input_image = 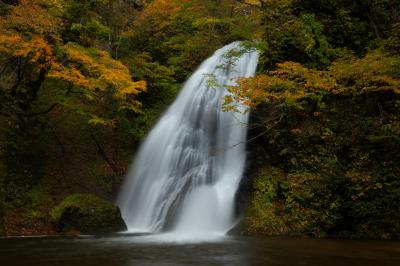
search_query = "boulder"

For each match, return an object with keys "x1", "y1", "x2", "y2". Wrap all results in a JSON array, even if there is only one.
[{"x1": 51, "y1": 194, "x2": 127, "y2": 234}]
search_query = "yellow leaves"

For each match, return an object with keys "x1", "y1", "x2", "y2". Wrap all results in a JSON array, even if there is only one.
[
  {"x1": 0, "y1": 1, "x2": 146, "y2": 128},
  {"x1": 53, "y1": 43, "x2": 146, "y2": 97},
  {"x1": 226, "y1": 69, "x2": 306, "y2": 112},
  {"x1": 0, "y1": 33, "x2": 55, "y2": 69},
  {"x1": 117, "y1": 81, "x2": 147, "y2": 96},
  {"x1": 88, "y1": 115, "x2": 116, "y2": 128},
  {"x1": 48, "y1": 42, "x2": 146, "y2": 118},
  {"x1": 329, "y1": 50, "x2": 400, "y2": 93},
  {"x1": 98, "y1": 68, "x2": 145, "y2": 96},
  {"x1": 272, "y1": 61, "x2": 338, "y2": 93},
  {"x1": 0, "y1": 34, "x2": 22, "y2": 54},
  {"x1": 65, "y1": 46, "x2": 96, "y2": 69},
  {"x1": 16, "y1": 37, "x2": 54, "y2": 68},
  {"x1": 135, "y1": 0, "x2": 184, "y2": 31},
  {"x1": 0, "y1": 36, "x2": 146, "y2": 125},
  {"x1": 2, "y1": 0, "x2": 62, "y2": 40},
  {"x1": 0, "y1": 1, "x2": 65, "y2": 91},
  {"x1": 49, "y1": 45, "x2": 147, "y2": 124},
  {"x1": 226, "y1": 50, "x2": 400, "y2": 113},
  {"x1": 117, "y1": 102, "x2": 142, "y2": 113},
  {"x1": 48, "y1": 64, "x2": 92, "y2": 89},
  {"x1": 0, "y1": 0, "x2": 64, "y2": 70}
]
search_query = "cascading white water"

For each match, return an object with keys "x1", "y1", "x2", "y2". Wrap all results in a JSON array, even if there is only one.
[{"x1": 117, "y1": 42, "x2": 259, "y2": 238}]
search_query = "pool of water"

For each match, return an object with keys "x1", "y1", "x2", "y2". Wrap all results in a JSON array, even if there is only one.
[{"x1": 0, "y1": 235, "x2": 399, "y2": 266}]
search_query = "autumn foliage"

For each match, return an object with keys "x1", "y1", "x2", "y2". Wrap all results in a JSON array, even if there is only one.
[
  {"x1": 0, "y1": 0, "x2": 399, "y2": 239},
  {"x1": 0, "y1": 0, "x2": 146, "y2": 127},
  {"x1": 226, "y1": 51, "x2": 400, "y2": 113}
]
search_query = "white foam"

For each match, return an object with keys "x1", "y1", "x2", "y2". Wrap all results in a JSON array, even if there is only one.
[{"x1": 117, "y1": 42, "x2": 259, "y2": 238}]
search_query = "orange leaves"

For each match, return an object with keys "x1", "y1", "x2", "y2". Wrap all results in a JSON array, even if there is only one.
[
  {"x1": 65, "y1": 46, "x2": 96, "y2": 68},
  {"x1": 226, "y1": 68, "x2": 303, "y2": 112},
  {"x1": 46, "y1": 42, "x2": 147, "y2": 126},
  {"x1": 290, "y1": 128, "x2": 303, "y2": 136},
  {"x1": 135, "y1": 0, "x2": 184, "y2": 31},
  {"x1": 0, "y1": 33, "x2": 55, "y2": 69},
  {"x1": 48, "y1": 43, "x2": 146, "y2": 115},
  {"x1": 2, "y1": 0, "x2": 62, "y2": 40},
  {"x1": 17, "y1": 37, "x2": 55, "y2": 68},
  {"x1": 271, "y1": 61, "x2": 338, "y2": 93},
  {"x1": 225, "y1": 50, "x2": 400, "y2": 113},
  {"x1": 228, "y1": 75, "x2": 271, "y2": 108},
  {"x1": 0, "y1": 0, "x2": 146, "y2": 128},
  {"x1": 48, "y1": 64, "x2": 92, "y2": 89},
  {"x1": 226, "y1": 61, "x2": 340, "y2": 111},
  {"x1": 0, "y1": 34, "x2": 22, "y2": 54},
  {"x1": 53, "y1": 43, "x2": 147, "y2": 97},
  {"x1": 116, "y1": 80, "x2": 147, "y2": 96},
  {"x1": 141, "y1": 0, "x2": 185, "y2": 18},
  {"x1": 0, "y1": 1, "x2": 61, "y2": 76}
]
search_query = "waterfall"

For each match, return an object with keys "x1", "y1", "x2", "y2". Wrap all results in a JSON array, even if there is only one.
[{"x1": 117, "y1": 42, "x2": 259, "y2": 237}]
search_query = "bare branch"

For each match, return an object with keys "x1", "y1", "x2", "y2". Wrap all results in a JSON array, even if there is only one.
[{"x1": 212, "y1": 113, "x2": 284, "y2": 155}]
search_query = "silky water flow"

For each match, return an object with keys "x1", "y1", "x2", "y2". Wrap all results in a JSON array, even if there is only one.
[{"x1": 117, "y1": 42, "x2": 259, "y2": 239}]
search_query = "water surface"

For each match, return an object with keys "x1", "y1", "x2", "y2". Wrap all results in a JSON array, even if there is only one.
[{"x1": 1, "y1": 235, "x2": 399, "y2": 266}]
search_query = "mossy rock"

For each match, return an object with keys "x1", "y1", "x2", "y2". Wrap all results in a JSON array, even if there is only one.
[{"x1": 51, "y1": 194, "x2": 127, "y2": 234}]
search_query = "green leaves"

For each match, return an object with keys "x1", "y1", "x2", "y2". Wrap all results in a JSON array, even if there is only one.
[
  {"x1": 299, "y1": 14, "x2": 332, "y2": 67},
  {"x1": 70, "y1": 20, "x2": 110, "y2": 42}
]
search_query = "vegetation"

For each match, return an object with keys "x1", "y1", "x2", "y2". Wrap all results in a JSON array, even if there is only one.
[
  {"x1": 0, "y1": 0, "x2": 399, "y2": 238},
  {"x1": 227, "y1": 0, "x2": 400, "y2": 239},
  {"x1": 51, "y1": 193, "x2": 126, "y2": 234},
  {"x1": 0, "y1": 0, "x2": 262, "y2": 236}
]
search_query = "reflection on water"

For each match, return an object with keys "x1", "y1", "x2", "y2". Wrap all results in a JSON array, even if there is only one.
[{"x1": 0, "y1": 235, "x2": 399, "y2": 266}]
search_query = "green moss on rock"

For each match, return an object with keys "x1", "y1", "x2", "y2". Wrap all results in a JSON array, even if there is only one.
[{"x1": 51, "y1": 194, "x2": 127, "y2": 234}]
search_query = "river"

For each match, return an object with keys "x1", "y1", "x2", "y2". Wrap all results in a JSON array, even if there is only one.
[{"x1": 1, "y1": 235, "x2": 399, "y2": 266}]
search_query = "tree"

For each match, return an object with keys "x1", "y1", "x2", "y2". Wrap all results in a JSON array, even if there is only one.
[{"x1": 0, "y1": 0, "x2": 146, "y2": 128}]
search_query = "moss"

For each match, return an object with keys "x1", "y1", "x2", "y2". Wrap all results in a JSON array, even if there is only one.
[
  {"x1": 1, "y1": 185, "x2": 56, "y2": 236},
  {"x1": 51, "y1": 193, "x2": 126, "y2": 234},
  {"x1": 246, "y1": 167, "x2": 288, "y2": 235}
]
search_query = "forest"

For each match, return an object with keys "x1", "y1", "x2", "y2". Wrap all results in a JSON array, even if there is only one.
[{"x1": 0, "y1": 0, "x2": 399, "y2": 240}]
